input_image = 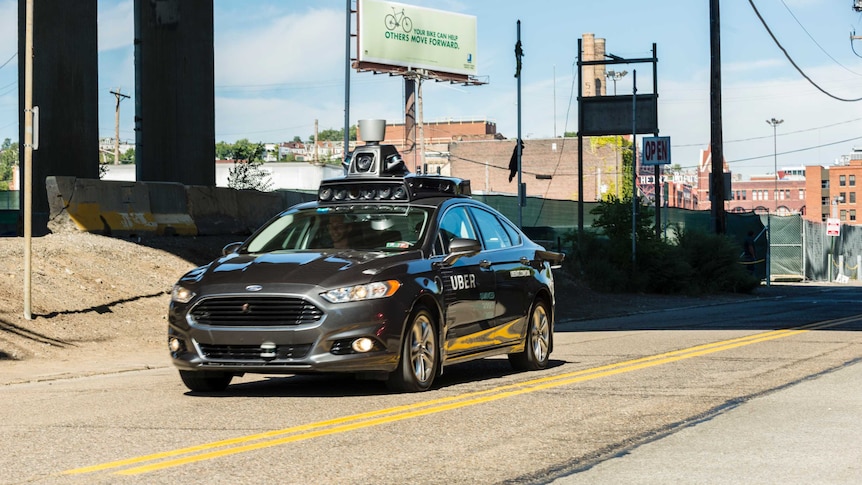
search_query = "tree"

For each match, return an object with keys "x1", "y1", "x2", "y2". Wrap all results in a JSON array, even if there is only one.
[
  {"x1": 0, "y1": 138, "x2": 19, "y2": 190},
  {"x1": 122, "y1": 147, "x2": 135, "y2": 164},
  {"x1": 307, "y1": 126, "x2": 357, "y2": 143},
  {"x1": 215, "y1": 141, "x2": 233, "y2": 160},
  {"x1": 226, "y1": 139, "x2": 273, "y2": 191}
]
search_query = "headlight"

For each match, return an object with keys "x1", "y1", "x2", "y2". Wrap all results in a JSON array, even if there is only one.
[
  {"x1": 321, "y1": 280, "x2": 401, "y2": 303},
  {"x1": 171, "y1": 285, "x2": 196, "y2": 304}
]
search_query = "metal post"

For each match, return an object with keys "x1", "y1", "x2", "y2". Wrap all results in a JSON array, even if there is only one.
[
  {"x1": 766, "y1": 118, "x2": 783, "y2": 212},
  {"x1": 631, "y1": 70, "x2": 637, "y2": 265},
  {"x1": 343, "y1": 0, "x2": 351, "y2": 163},
  {"x1": 23, "y1": 0, "x2": 35, "y2": 320},
  {"x1": 766, "y1": 216, "x2": 771, "y2": 287},
  {"x1": 516, "y1": 20, "x2": 523, "y2": 228}
]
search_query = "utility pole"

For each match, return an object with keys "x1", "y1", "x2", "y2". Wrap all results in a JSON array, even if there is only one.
[
  {"x1": 110, "y1": 88, "x2": 130, "y2": 165},
  {"x1": 709, "y1": 0, "x2": 726, "y2": 234}
]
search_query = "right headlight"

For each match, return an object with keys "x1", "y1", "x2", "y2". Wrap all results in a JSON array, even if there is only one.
[{"x1": 321, "y1": 280, "x2": 401, "y2": 304}]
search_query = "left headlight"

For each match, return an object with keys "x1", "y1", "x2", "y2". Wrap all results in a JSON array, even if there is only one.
[
  {"x1": 321, "y1": 280, "x2": 401, "y2": 304},
  {"x1": 171, "y1": 284, "x2": 196, "y2": 304}
]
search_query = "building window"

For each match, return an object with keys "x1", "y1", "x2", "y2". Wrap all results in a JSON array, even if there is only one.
[
  {"x1": 840, "y1": 192, "x2": 847, "y2": 203},
  {"x1": 851, "y1": 210, "x2": 857, "y2": 222},
  {"x1": 822, "y1": 179, "x2": 829, "y2": 189},
  {"x1": 821, "y1": 196, "x2": 829, "y2": 206},
  {"x1": 799, "y1": 189, "x2": 805, "y2": 200},
  {"x1": 840, "y1": 175, "x2": 846, "y2": 186},
  {"x1": 851, "y1": 175, "x2": 856, "y2": 187},
  {"x1": 851, "y1": 192, "x2": 857, "y2": 204},
  {"x1": 821, "y1": 214, "x2": 828, "y2": 222},
  {"x1": 742, "y1": 190, "x2": 746, "y2": 200},
  {"x1": 840, "y1": 210, "x2": 847, "y2": 221}
]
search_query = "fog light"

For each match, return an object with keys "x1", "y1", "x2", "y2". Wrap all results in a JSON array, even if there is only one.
[
  {"x1": 168, "y1": 337, "x2": 183, "y2": 352},
  {"x1": 351, "y1": 337, "x2": 375, "y2": 353}
]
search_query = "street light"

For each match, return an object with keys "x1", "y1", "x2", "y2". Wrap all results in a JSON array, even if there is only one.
[
  {"x1": 766, "y1": 118, "x2": 783, "y2": 212},
  {"x1": 606, "y1": 70, "x2": 628, "y2": 197}
]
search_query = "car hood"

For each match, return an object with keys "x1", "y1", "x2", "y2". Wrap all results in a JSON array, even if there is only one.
[{"x1": 184, "y1": 250, "x2": 418, "y2": 290}]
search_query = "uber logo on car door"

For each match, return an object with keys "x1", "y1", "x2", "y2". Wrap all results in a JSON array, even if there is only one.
[{"x1": 449, "y1": 273, "x2": 477, "y2": 290}]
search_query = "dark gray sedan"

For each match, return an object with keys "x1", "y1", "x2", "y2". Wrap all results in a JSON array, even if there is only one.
[{"x1": 168, "y1": 162, "x2": 563, "y2": 393}]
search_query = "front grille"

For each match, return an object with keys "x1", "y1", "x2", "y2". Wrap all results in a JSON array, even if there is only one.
[
  {"x1": 199, "y1": 343, "x2": 312, "y2": 361},
  {"x1": 190, "y1": 296, "x2": 323, "y2": 326}
]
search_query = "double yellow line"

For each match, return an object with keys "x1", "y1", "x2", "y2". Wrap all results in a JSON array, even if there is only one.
[{"x1": 65, "y1": 317, "x2": 859, "y2": 477}]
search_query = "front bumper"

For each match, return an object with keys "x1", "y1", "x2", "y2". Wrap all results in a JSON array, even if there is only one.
[{"x1": 168, "y1": 296, "x2": 409, "y2": 375}]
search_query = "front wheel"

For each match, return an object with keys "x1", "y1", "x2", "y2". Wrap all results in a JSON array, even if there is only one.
[
  {"x1": 509, "y1": 299, "x2": 551, "y2": 371},
  {"x1": 179, "y1": 370, "x2": 233, "y2": 392},
  {"x1": 387, "y1": 306, "x2": 437, "y2": 392}
]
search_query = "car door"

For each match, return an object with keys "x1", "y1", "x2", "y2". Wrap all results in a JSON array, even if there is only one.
[
  {"x1": 433, "y1": 205, "x2": 496, "y2": 358},
  {"x1": 467, "y1": 206, "x2": 530, "y2": 344}
]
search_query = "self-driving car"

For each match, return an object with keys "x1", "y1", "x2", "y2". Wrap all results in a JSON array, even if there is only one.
[{"x1": 168, "y1": 140, "x2": 564, "y2": 393}]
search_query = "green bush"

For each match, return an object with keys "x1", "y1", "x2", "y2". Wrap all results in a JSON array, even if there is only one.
[{"x1": 563, "y1": 199, "x2": 759, "y2": 296}]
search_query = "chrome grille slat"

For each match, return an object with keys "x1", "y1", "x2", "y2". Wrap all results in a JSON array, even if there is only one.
[
  {"x1": 190, "y1": 296, "x2": 323, "y2": 326},
  {"x1": 199, "y1": 344, "x2": 312, "y2": 360}
]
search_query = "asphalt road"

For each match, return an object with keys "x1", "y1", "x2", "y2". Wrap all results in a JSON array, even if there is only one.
[{"x1": 1, "y1": 284, "x2": 860, "y2": 484}]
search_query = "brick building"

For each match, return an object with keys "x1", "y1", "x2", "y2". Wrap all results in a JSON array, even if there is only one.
[
  {"x1": 692, "y1": 147, "x2": 806, "y2": 215},
  {"x1": 447, "y1": 138, "x2": 616, "y2": 200},
  {"x1": 805, "y1": 156, "x2": 862, "y2": 224}
]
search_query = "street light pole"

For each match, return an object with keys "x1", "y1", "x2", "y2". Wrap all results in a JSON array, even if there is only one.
[
  {"x1": 766, "y1": 118, "x2": 783, "y2": 212},
  {"x1": 606, "y1": 69, "x2": 627, "y2": 198}
]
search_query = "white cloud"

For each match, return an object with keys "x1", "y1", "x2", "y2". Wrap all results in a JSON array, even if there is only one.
[
  {"x1": 97, "y1": 0, "x2": 134, "y2": 52},
  {"x1": 215, "y1": 8, "x2": 345, "y2": 86}
]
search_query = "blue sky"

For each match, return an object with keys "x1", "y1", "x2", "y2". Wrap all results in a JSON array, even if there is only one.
[{"x1": 1, "y1": 0, "x2": 862, "y2": 178}]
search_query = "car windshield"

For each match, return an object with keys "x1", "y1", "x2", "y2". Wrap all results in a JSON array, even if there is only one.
[{"x1": 244, "y1": 205, "x2": 432, "y2": 253}]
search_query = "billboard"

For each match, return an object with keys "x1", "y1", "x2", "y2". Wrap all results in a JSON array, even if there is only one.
[{"x1": 357, "y1": 0, "x2": 478, "y2": 77}]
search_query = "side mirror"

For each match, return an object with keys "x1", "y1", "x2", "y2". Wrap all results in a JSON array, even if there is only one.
[
  {"x1": 442, "y1": 237, "x2": 481, "y2": 266},
  {"x1": 222, "y1": 242, "x2": 243, "y2": 256}
]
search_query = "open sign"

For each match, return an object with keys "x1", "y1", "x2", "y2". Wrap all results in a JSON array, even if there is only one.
[{"x1": 642, "y1": 136, "x2": 670, "y2": 166}]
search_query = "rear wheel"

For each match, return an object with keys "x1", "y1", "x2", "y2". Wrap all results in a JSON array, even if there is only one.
[
  {"x1": 179, "y1": 370, "x2": 233, "y2": 392},
  {"x1": 387, "y1": 306, "x2": 437, "y2": 392},
  {"x1": 509, "y1": 299, "x2": 551, "y2": 371}
]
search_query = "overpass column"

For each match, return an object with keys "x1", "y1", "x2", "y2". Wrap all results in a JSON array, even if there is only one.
[
  {"x1": 134, "y1": 0, "x2": 215, "y2": 185},
  {"x1": 18, "y1": 0, "x2": 99, "y2": 235}
]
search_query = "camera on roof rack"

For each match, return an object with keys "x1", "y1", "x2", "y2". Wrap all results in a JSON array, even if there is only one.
[{"x1": 347, "y1": 119, "x2": 409, "y2": 178}]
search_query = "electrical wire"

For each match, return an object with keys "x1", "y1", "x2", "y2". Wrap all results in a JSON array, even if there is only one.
[
  {"x1": 779, "y1": 0, "x2": 862, "y2": 76},
  {"x1": 0, "y1": 52, "x2": 16, "y2": 72},
  {"x1": 672, "y1": 117, "x2": 862, "y2": 148},
  {"x1": 748, "y1": 0, "x2": 862, "y2": 102}
]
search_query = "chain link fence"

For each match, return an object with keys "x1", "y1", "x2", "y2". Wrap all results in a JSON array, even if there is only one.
[{"x1": 805, "y1": 219, "x2": 862, "y2": 281}]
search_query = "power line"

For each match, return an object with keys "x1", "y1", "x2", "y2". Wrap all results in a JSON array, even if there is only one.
[
  {"x1": 779, "y1": 0, "x2": 862, "y2": 76},
  {"x1": 0, "y1": 52, "x2": 16, "y2": 72},
  {"x1": 672, "y1": 117, "x2": 862, "y2": 148},
  {"x1": 748, "y1": 0, "x2": 862, "y2": 102}
]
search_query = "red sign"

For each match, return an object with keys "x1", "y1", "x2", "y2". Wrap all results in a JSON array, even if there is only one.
[
  {"x1": 827, "y1": 218, "x2": 840, "y2": 237},
  {"x1": 642, "y1": 136, "x2": 671, "y2": 166}
]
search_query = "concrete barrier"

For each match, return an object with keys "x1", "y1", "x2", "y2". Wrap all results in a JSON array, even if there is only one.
[
  {"x1": 45, "y1": 176, "x2": 286, "y2": 236},
  {"x1": 186, "y1": 185, "x2": 282, "y2": 235},
  {"x1": 47, "y1": 176, "x2": 157, "y2": 235}
]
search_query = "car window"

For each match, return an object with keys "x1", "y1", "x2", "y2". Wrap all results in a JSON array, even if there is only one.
[
  {"x1": 469, "y1": 207, "x2": 513, "y2": 250},
  {"x1": 245, "y1": 207, "x2": 431, "y2": 252},
  {"x1": 500, "y1": 216, "x2": 522, "y2": 246},
  {"x1": 434, "y1": 206, "x2": 477, "y2": 255}
]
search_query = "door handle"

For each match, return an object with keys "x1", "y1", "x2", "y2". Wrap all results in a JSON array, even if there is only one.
[{"x1": 479, "y1": 260, "x2": 491, "y2": 269}]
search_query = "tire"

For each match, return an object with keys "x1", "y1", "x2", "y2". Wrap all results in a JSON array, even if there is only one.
[
  {"x1": 179, "y1": 370, "x2": 233, "y2": 392},
  {"x1": 509, "y1": 299, "x2": 551, "y2": 371},
  {"x1": 401, "y1": 17, "x2": 413, "y2": 33},
  {"x1": 387, "y1": 306, "x2": 437, "y2": 392}
]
